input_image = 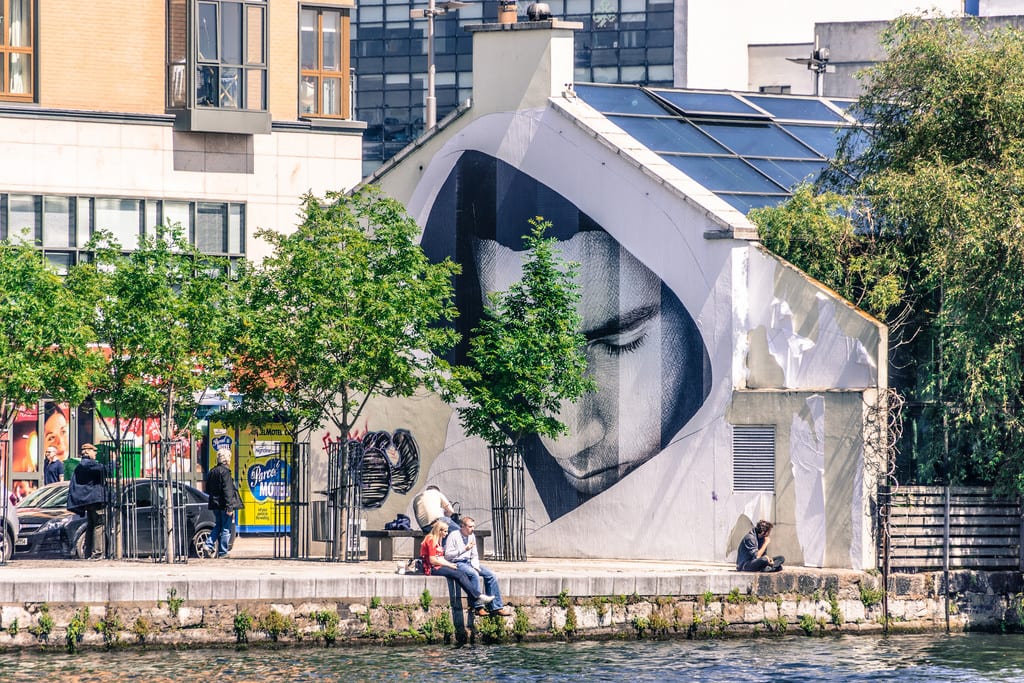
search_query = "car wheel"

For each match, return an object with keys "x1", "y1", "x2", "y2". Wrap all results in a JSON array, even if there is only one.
[
  {"x1": 1, "y1": 528, "x2": 12, "y2": 563},
  {"x1": 73, "y1": 530, "x2": 86, "y2": 559},
  {"x1": 193, "y1": 527, "x2": 214, "y2": 558}
]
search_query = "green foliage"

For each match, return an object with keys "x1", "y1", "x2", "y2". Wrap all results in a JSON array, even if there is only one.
[
  {"x1": 6, "y1": 618, "x2": 16, "y2": 637},
  {"x1": 419, "y1": 589, "x2": 431, "y2": 611},
  {"x1": 449, "y1": 217, "x2": 595, "y2": 447},
  {"x1": 313, "y1": 610, "x2": 340, "y2": 646},
  {"x1": 477, "y1": 613, "x2": 509, "y2": 644},
  {"x1": 798, "y1": 613, "x2": 819, "y2": 636},
  {"x1": 65, "y1": 224, "x2": 232, "y2": 438},
  {"x1": 233, "y1": 610, "x2": 253, "y2": 644},
  {"x1": 827, "y1": 590, "x2": 844, "y2": 627},
  {"x1": 726, "y1": 588, "x2": 758, "y2": 605},
  {"x1": 96, "y1": 608, "x2": 123, "y2": 649},
  {"x1": 227, "y1": 186, "x2": 459, "y2": 443},
  {"x1": 556, "y1": 589, "x2": 571, "y2": 609},
  {"x1": 30, "y1": 605, "x2": 54, "y2": 642},
  {"x1": 860, "y1": 584, "x2": 885, "y2": 609},
  {"x1": 749, "y1": 186, "x2": 908, "y2": 320},
  {"x1": 700, "y1": 591, "x2": 714, "y2": 606},
  {"x1": 165, "y1": 587, "x2": 184, "y2": 617},
  {"x1": 752, "y1": 13, "x2": 1024, "y2": 492},
  {"x1": 370, "y1": 596, "x2": 382, "y2": 609},
  {"x1": 65, "y1": 607, "x2": 90, "y2": 653},
  {"x1": 513, "y1": 606, "x2": 530, "y2": 642},
  {"x1": 131, "y1": 616, "x2": 152, "y2": 644},
  {"x1": 0, "y1": 240, "x2": 102, "y2": 430},
  {"x1": 258, "y1": 609, "x2": 293, "y2": 642},
  {"x1": 630, "y1": 615, "x2": 649, "y2": 638}
]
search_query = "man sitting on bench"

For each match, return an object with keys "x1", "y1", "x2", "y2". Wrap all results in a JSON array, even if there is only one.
[
  {"x1": 445, "y1": 516, "x2": 513, "y2": 617},
  {"x1": 412, "y1": 484, "x2": 460, "y2": 533}
]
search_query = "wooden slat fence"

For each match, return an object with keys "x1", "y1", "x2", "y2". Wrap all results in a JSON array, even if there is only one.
[{"x1": 880, "y1": 485, "x2": 1022, "y2": 572}]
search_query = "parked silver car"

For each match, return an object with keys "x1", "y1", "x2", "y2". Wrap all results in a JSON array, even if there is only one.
[{"x1": 0, "y1": 487, "x2": 21, "y2": 562}]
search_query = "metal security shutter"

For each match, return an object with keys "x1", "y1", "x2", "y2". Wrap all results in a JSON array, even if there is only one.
[{"x1": 733, "y1": 425, "x2": 775, "y2": 492}]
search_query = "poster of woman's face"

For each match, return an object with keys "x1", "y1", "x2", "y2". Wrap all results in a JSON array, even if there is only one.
[{"x1": 421, "y1": 151, "x2": 712, "y2": 520}]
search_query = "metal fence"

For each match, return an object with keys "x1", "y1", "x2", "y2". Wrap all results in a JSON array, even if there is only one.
[
  {"x1": 880, "y1": 485, "x2": 1022, "y2": 572},
  {"x1": 262, "y1": 441, "x2": 311, "y2": 560},
  {"x1": 97, "y1": 440, "x2": 193, "y2": 563},
  {"x1": 322, "y1": 430, "x2": 421, "y2": 562}
]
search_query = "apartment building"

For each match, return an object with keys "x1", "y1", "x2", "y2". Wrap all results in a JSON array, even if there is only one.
[{"x1": 0, "y1": 0, "x2": 364, "y2": 495}]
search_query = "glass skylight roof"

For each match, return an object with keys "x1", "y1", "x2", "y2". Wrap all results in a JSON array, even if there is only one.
[{"x1": 575, "y1": 83, "x2": 861, "y2": 213}]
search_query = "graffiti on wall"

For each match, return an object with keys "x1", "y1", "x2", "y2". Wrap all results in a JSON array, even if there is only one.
[{"x1": 325, "y1": 429, "x2": 420, "y2": 509}]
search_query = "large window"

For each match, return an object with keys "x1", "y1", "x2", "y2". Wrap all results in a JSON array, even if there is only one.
[
  {"x1": 0, "y1": 0, "x2": 33, "y2": 101},
  {"x1": 0, "y1": 193, "x2": 246, "y2": 274},
  {"x1": 196, "y1": 0, "x2": 267, "y2": 110},
  {"x1": 300, "y1": 6, "x2": 351, "y2": 118}
]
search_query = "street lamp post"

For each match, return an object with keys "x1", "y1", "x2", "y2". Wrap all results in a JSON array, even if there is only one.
[{"x1": 411, "y1": 0, "x2": 469, "y2": 129}]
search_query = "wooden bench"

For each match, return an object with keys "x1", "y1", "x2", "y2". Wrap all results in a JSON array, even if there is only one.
[{"x1": 360, "y1": 529, "x2": 491, "y2": 562}]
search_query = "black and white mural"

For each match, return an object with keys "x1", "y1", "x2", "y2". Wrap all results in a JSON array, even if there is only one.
[
  {"x1": 380, "y1": 105, "x2": 883, "y2": 566},
  {"x1": 420, "y1": 151, "x2": 712, "y2": 521}
]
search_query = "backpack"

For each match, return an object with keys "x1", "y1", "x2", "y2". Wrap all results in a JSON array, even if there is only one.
[{"x1": 384, "y1": 513, "x2": 412, "y2": 531}]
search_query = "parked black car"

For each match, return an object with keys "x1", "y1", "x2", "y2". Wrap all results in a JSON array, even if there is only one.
[{"x1": 15, "y1": 480, "x2": 232, "y2": 559}]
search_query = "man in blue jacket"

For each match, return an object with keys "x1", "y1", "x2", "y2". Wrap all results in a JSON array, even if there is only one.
[{"x1": 66, "y1": 443, "x2": 107, "y2": 560}]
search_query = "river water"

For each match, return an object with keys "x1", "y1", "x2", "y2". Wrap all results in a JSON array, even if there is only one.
[{"x1": 2, "y1": 633, "x2": 1023, "y2": 682}]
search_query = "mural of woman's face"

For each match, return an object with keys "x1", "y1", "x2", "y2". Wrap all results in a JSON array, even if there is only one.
[
  {"x1": 44, "y1": 407, "x2": 69, "y2": 462},
  {"x1": 475, "y1": 231, "x2": 691, "y2": 496}
]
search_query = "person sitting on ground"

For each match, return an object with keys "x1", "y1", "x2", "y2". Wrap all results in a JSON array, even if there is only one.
[
  {"x1": 412, "y1": 484, "x2": 460, "y2": 533},
  {"x1": 444, "y1": 516, "x2": 513, "y2": 616},
  {"x1": 736, "y1": 520, "x2": 785, "y2": 572},
  {"x1": 421, "y1": 521, "x2": 496, "y2": 611}
]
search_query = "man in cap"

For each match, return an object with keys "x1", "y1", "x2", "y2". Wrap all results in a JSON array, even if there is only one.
[{"x1": 66, "y1": 443, "x2": 107, "y2": 560}]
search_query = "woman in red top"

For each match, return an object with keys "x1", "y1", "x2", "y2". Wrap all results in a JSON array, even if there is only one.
[{"x1": 421, "y1": 521, "x2": 495, "y2": 610}]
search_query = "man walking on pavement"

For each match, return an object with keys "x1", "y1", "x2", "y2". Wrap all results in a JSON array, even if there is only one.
[{"x1": 204, "y1": 447, "x2": 242, "y2": 558}]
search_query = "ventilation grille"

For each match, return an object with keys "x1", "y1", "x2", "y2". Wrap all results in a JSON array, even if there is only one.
[{"x1": 733, "y1": 425, "x2": 775, "y2": 492}]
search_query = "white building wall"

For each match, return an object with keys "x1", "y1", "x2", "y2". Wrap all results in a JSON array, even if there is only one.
[
  {"x1": 681, "y1": 0, "x2": 963, "y2": 90},
  {"x1": 0, "y1": 117, "x2": 363, "y2": 261}
]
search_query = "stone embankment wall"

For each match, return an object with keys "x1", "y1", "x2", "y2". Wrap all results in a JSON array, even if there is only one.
[{"x1": 1, "y1": 570, "x2": 1022, "y2": 650}]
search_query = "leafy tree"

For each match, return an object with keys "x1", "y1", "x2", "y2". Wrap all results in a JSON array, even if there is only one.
[
  {"x1": 749, "y1": 185, "x2": 908, "y2": 322},
  {"x1": 449, "y1": 217, "x2": 594, "y2": 560},
  {"x1": 229, "y1": 186, "x2": 459, "y2": 441},
  {"x1": 755, "y1": 13, "x2": 1024, "y2": 491},
  {"x1": 227, "y1": 187, "x2": 459, "y2": 558},
  {"x1": 65, "y1": 226, "x2": 233, "y2": 453},
  {"x1": 0, "y1": 239, "x2": 100, "y2": 451}
]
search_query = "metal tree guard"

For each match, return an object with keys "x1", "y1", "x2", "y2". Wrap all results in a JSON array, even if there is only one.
[
  {"x1": 489, "y1": 443, "x2": 526, "y2": 562},
  {"x1": 326, "y1": 439, "x2": 362, "y2": 562},
  {"x1": 270, "y1": 442, "x2": 311, "y2": 560}
]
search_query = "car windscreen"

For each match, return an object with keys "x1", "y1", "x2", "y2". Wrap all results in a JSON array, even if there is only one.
[{"x1": 17, "y1": 485, "x2": 67, "y2": 509}]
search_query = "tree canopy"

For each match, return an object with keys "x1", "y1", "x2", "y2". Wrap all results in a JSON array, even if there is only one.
[
  {"x1": 0, "y1": 239, "x2": 101, "y2": 431},
  {"x1": 64, "y1": 225, "x2": 233, "y2": 442},
  {"x1": 450, "y1": 217, "x2": 595, "y2": 447},
  {"x1": 227, "y1": 187, "x2": 460, "y2": 442},
  {"x1": 752, "y1": 13, "x2": 1024, "y2": 492}
]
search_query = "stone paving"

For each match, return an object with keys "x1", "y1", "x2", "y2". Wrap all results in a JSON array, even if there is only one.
[{"x1": 0, "y1": 536, "x2": 857, "y2": 606}]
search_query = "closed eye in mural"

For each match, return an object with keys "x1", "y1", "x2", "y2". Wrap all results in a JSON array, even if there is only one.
[{"x1": 421, "y1": 151, "x2": 712, "y2": 520}]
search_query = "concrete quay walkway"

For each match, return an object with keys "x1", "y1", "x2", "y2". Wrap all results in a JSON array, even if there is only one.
[{"x1": 0, "y1": 537, "x2": 856, "y2": 606}]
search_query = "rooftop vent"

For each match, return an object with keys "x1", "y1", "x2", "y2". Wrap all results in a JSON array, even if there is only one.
[{"x1": 526, "y1": 2, "x2": 551, "y2": 20}]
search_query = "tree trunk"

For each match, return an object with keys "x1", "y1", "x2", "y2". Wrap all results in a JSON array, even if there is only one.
[{"x1": 489, "y1": 443, "x2": 526, "y2": 561}]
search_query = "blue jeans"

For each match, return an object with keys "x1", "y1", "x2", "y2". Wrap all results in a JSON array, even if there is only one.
[
  {"x1": 208, "y1": 509, "x2": 234, "y2": 556},
  {"x1": 457, "y1": 562, "x2": 504, "y2": 610},
  {"x1": 430, "y1": 565, "x2": 486, "y2": 606}
]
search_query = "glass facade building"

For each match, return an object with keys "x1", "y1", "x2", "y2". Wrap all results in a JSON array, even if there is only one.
[{"x1": 352, "y1": 0, "x2": 678, "y2": 175}]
